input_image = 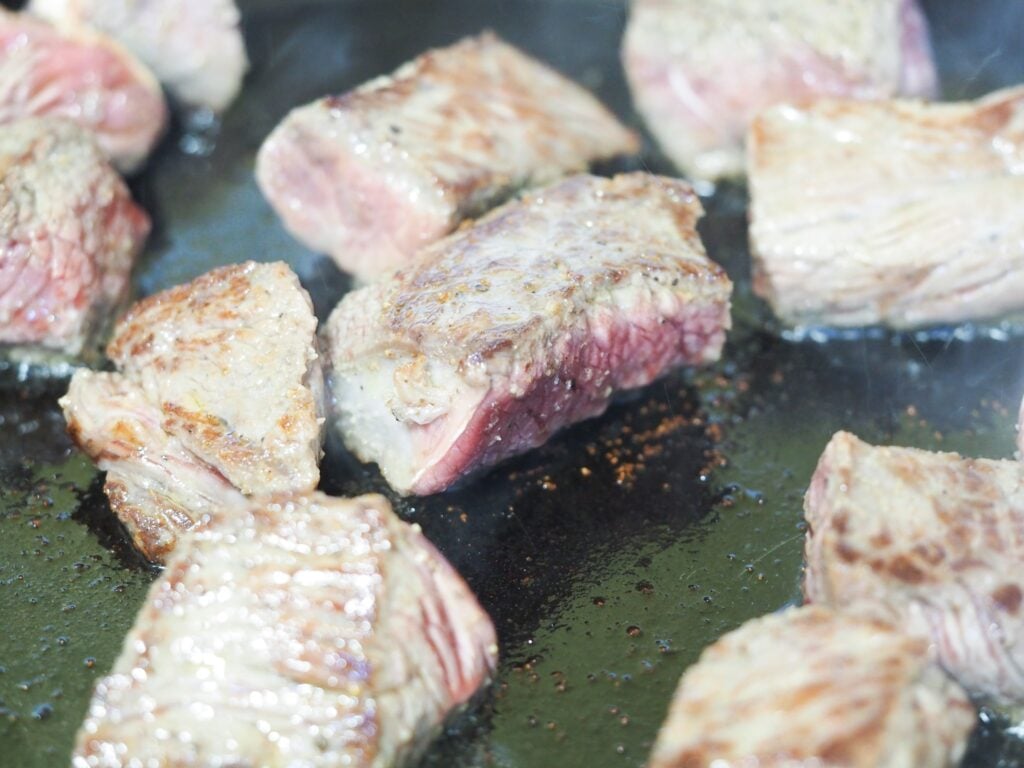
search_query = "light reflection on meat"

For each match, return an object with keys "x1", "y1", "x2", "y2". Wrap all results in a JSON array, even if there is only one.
[{"x1": 72, "y1": 492, "x2": 498, "y2": 768}]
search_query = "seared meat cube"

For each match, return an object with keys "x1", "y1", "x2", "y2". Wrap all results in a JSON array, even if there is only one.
[
  {"x1": 622, "y1": 0, "x2": 936, "y2": 182},
  {"x1": 805, "y1": 431, "x2": 1024, "y2": 703},
  {"x1": 72, "y1": 492, "x2": 498, "y2": 768},
  {"x1": 324, "y1": 173, "x2": 731, "y2": 496},
  {"x1": 60, "y1": 262, "x2": 324, "y2": 562},
  {"x1": 0, "y1": 10, "x2": 166, "y2": 172},
  {"x1": 63, "y1": 371, "x2": 246, "y2": 561},
  {"x1": 257, "y1": 32, "x2": 638, "y2": 280},
  {"x1": 650, "y1": 606, "x2": 974, "y2": 768},
  {"x1": 0, "y1": 118, "x2": 149, "y2": 360},
  {"x1": 29, "y1": 0, "x2": 248, "y2": 112},
  {"x1": 749, "y1": 86, "x2": 1024, "y2": 330}
]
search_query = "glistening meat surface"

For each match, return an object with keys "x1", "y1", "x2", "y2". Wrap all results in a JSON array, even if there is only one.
[
  {"x1": 257, "y1": 33, "x2": 638, "y2": 279},
  {"x1": 324, "y1": 173, "x2": 732, "y2": 496},
  {"x1": 622, "y1": 0, "x2": 936, "y2": 182},
  {"x1": 72, "y1": 492, "x2": 498, "y2": 768},
  {"x1": 749, "y1": 86, "x2": 1024, "y2": 330},
  {"x1": 804, "y1": 431, "x2": 1024, "y2": 703},
  {"x1": 60, "y1": 262, "x2": 324, "y2": 562},
  {"x1": 649, "y1": 606, "x2": 974, "y2": 768},
  {"x1": 28, "y1": 0, "x2": 248, "y2": 112},
  {"x1": 0, "y1": 118, "x2": 149, "y2": 358},
  {"x1": 0, "y1": 10, "x2": 166, "y2": 171}
]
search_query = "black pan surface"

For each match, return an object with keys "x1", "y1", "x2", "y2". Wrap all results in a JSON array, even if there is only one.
[{"x1": 2, "y1": 1, "x2": 1024, "y2": 766}]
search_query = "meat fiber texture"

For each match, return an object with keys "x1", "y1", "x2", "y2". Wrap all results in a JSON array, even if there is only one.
[
  {"x1": 0, "y1": 9, "x2": 166, "y2": 172},
  {"x1": 804, "y1": 431, "x2": 1024, "y2": 704},
  {"x1": 749, "y1": 86, "x2": 1024, "y2": 331},
  {"x1": 324, "y1": 172, "x2": 732, "y2": 496},
  {"x1": 257, "y1": 32, "x2": 639, "y2": 280},
  {"x1": 622, "y1": 0, "x2": 937, "y2": 183},
  {"x1": 649, "y1": 605, "x2": 974, "y2": 768},
  {"x1": 0, "y1": 118, "x2": 149, "y2": 359},
  {"x1": 29, "y1": 0, "x2": 248, "y2": 112},
  {"x1": 72, "y1": 492, "x2": 498, "y2": 768},
  {"x1": 60, "y1": 262, "x2": 324, "y2": 563}
]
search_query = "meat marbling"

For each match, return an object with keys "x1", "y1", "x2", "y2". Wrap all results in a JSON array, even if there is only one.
[
  {"x1": 805, "y1": 430, "x2": 1024, "y2": 704},
  {"x1": 72, "y1": 492, "x2": 498, "y2": 768},
  {"x1": 0, "y1": 118, "x2": 149, "y2": 360},
  {"x1": 257, "y1": 32, "x2": 639, "y2": 280},
  {"x1": 622, "y1": 0, "x2": 937, "y2": 183},
  {"x1": 60, "y1": 262, "x2": 324, "y2": 562},
  {"x1": 0, "y1": 9, "x2": 166, "y2": 172},
  {"x1": 649, "y1": 605, "x2": 974, "y2": 768},
  {"x1": 749, "y1": 86, "x2": 1024, "y2": 331},
  {"x1": 29, "y1": 0, "x2": 248, "y2": 112},
  {"x1": 323, "y1": 172, "x2": 732, "y2": 496}
]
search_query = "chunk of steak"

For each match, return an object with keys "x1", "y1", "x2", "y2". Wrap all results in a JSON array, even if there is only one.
[
  {"x1": 749, "y1": 86, "x2": 1024, "y2": 330},
  {"x1": 29, "y1": 0, "x2": 247, "y2": 112},
  {"x1": 72, "y1": 492, "x2": 498, "y2": 768},
  {"x1": 650, "y1": 606, "x2": 974, "y2": 768},
  {"x1": 0, "y1": 118, "x2": 149, "y2": 359},
  {"x1": 324, "y1": 173, "x2": 731, "y2": 496},
  {"x1": 257, "y1": 32, "x2": 639, "y2": 280},
  {"x1": 0, "y1": 10, "x2": 166, "y2": 171},
  {"x1": 60, "y1": 262, "x2": 324, "y2": 562},
  {"x1": 804, "y1": 431, "x2": 1024, "y2": 703},
  {"x1": 62, "y1": 371, "x2": 246, "y2": 561},
  {"x1": 622, "y1": 0, "x2": 936, "y2": 182}
]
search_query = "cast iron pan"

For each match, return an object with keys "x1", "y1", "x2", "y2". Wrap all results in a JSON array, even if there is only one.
[{"x1": 2, "y1": 1, "x2": 1024, "y2": 766}]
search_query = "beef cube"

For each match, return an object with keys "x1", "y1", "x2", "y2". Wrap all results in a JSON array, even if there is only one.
[
  {"x1": 623, "y1": 0, "x2": 936, "y2": 182},
  {"x1": 749, "y1": 86, "x2": 1024, "y2": 330},
  {"x1": 0, "y1": 10, "x2": 166, "y2": 171},
  {"x1": 323, "y1": 173, "x2": 731, "y2": 495},
  {"x1": 72, "y1": 492, "x2": 498, "y2": 768},
  {"x1": 60, "y1": 262, "x2": 324, "y2": 562},
  {"x1": 257, "y1": 32, "x2": 638, "y2": 280},
  {"x1": 0, "y1": 118, "x2": 149, "y2": 361},
  {"x1": 29, "y1": 0, "x2": 247, "y2": 112},
  {"x1": 804, "y1": 430, "x2": 1024, "y2": 703},
  {"x1": 650, "y1": 606, "x2": 974, "y2": 768}
]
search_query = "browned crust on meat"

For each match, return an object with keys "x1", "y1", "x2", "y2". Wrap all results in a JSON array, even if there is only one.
[
  {"x1": 108, "y1": 263, "x2": 259, "y2": 361},
  {"x1": 320, "y1": 32, "x2": 638, "y2": 207},
  {"x1": 378, "y1": 173, "x2": 724, "y2": 361},
  {"x1": 103, "y1": 475, "x2": 191, "y2": 562}
]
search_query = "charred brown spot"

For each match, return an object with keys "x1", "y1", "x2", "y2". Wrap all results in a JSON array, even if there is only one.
[
  {"x1": 886, "y1": 555, "x2": 926, "y2": 584},
  {"x1": 991, "y1": 584, "x2": 1023, "y2": 614},
  {"x1": 129, "y1": 332, "x2": 154, "y2": 357},
  {"x1": 891, "y1": 457, "x2": 926, "y2": 486},
  {"x1": 832, "y1": 511, "x2": 848, "y2": 535},
  {"x1": 163, "y1": 402, "x2": 223, "y2": 428},
  {"x1": 869, "y1": 530, "x2": 892, "y2": 548},
  {"x1": 835, "y1": 541, "x2": 860, "y2": 564},
  {"x1": 912, "y1": 542, "x2": 946, "y2": 566}
]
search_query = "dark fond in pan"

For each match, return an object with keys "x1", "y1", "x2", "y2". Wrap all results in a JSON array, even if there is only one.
[{"x1": 1, "y1": 1, "x2": 1024, "y2": 766}]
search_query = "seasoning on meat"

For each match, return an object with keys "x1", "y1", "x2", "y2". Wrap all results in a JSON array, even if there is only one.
[
  {"x1": 622, "y1": 0, "x2": 937, "y2": 183},
  {"x1": 749, "y1": 86, "x2": 1024, "y2": 331},
  {"x1": 804, "y1": 430, "x2": 1024, "y2": 703},
  {"x1": 323, "y1": 172, "x2": 732, "y2": 496},
  {"x1": 649, "y1": 605, "x2": 974, "y2": 768},
  {"x1": 28, "y1": 0, "x2": 248, "y2": 112},
  {"x1": 59, "y1": 262, "x2": 324, "y2": 562},
  {"x1": 0, "y1": 10, "x2": 166, "y2": 172},
  {"x1": 256, "y1": 32, "x2": 639, "y2": 280},
  {"x1": 0, "y1": 118, "x2": 149, "y2": 362},
  {"x1": 72, "y1": 492, "x2": 498, "y2": 768}
]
